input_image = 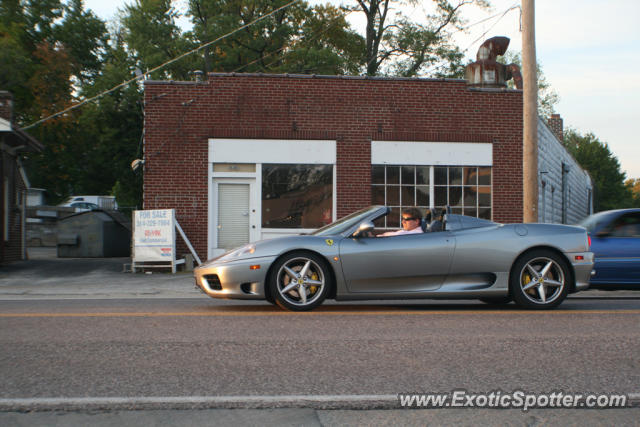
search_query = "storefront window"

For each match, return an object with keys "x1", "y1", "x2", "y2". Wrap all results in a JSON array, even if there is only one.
[
  {"x1": 371, "y1": 165, "x2": 430, "y2": 228},
  {"x1": 372, "y1": 165, "x2": 492, "y2": 226},
  {"x1": 262, "y1": 164, "x2": 333, "y2": 228}
]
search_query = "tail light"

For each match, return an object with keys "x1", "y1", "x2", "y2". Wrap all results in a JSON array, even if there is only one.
[{"x1": 588, "y1": 235, "x2": 591, "y2": 248}]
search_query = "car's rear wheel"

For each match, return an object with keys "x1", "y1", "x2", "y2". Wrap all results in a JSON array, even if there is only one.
[
  {"x1": 479, "y1": 296, "x2": 512, "y2": 305},
  {"x1": 269, "y1": 251, "x2": 331, "y2": 311},
  {"x1": 510, "y1": 250, "x2": 570, "y2": 309}
]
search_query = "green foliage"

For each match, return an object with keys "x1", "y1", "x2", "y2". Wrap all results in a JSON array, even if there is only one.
[
  {"x1": 55, "y1": 0, "x2": 110, "y2": 84},
  {"x1": 349, "y1": 0, "x2": 488, "y2": 77},
  {"x1": 187, "y1": 0, "x2": 362, "y2": 75},
  {"x1": 498, "y1": 51, "x2": 559, "y2": 119},
  {"x1": 563, "y1": 129, "x2": 633, "y2": 212},
  {"x1": 122, "y1": 0, "x2": 197, "y2": 80},
  {"x1": 2, "y1": 0, "x2": 141, "y2": 207},
  {"x1": 625, "y1": 178, "x2": 640, "y2": 208}
]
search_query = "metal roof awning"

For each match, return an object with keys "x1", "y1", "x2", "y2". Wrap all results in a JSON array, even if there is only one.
[{"x1": 0, "y1": 117, "x2": 44, "y2": 153}]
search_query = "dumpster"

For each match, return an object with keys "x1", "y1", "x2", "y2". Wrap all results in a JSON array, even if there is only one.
[{"x1": 57, "y1": 210, "x2": 131, "y2": 257}]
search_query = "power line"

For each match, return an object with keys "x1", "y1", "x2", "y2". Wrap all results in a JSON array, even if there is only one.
[
  {"x1": 420, "y1": 4, "x2": 521, "y2": 77},
  {"x1": 463, "y1": 4, "x2": 521, "y2": 53},
  {"x1": 24, "y1": 0, "x2": 301, "y2": 130}
]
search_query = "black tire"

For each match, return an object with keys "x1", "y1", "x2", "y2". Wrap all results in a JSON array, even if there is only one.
[
  {"x1": 269, "y1": 251, "x2": 332, "y2": 311},
  {"x1": 479, "y1": 296, "x2": 512, "y2": 305},
  {"x1": 510, "y1": 250, "x2": 571, "y2": 310}
]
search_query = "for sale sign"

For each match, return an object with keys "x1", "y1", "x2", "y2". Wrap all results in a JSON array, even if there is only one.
[{"x1": 132, "y1": 209, "x2": 176, "y2": 262}]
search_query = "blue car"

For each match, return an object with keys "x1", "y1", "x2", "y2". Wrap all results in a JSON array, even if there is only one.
[{"x1": 578, "y1": 208, "x2": 640, "y2": 288}]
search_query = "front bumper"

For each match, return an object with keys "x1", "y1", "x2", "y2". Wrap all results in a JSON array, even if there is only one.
[
  {"x1": 194, "y1": 256, "x2": 276, "y2": 299},
  {"x1": 568, "y1": 251, "x2": 594, "y2": 292}
]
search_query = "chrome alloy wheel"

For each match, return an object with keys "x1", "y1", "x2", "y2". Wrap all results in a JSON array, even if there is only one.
[
  {"x1": 518, "y1": 256, "x2": 566, "y2": 304},
  {"x1": 276, "y1": 257, "x2": 326, "y2": 307}
]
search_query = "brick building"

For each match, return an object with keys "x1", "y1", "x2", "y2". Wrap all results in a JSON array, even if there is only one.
[
  {"x1": 143, "y1": 73, "x2": 591, "y2": 261},
  {"x1": 0, "y1": 91, "x2": 44, "y2": 264}
]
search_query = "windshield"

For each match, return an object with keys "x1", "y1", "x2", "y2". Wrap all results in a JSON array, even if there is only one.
[
  {"x1": 311, "y1": 206, "x2": 384, "y2": 236},
  {"x1": 577, "y1": 211, "x2": 611, "y2": 233}
]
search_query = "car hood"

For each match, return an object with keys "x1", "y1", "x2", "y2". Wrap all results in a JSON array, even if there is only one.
[{"x1": 201, "y1": 234, "x2": 343, "y2": 266}]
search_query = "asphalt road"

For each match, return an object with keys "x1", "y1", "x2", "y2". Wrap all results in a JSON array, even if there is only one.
[
  {"x1": 1, "y1": 298, "x2": 639, "y2": 403},
  {"x1": 1, "y1": 251, "x2": 639, "y2": 424}
]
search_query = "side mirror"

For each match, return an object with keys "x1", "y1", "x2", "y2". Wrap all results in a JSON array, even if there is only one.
[{"x1": 352, "y1": 221, "x2": 375, "y2": 238}]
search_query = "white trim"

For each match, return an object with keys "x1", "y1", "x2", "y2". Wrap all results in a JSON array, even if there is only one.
[
  {"x1": 210, "y1": 178, "x2": 256, "y2": 259},
  {"x1": 0, "y1": 117, "x2": 10, "y2": 132},
  {"x1": 372, "y1": 141, "x2": 493, "y2": 166},
  {"x1": 255, "y1": 163, "x2": 263, "y2": 243},
  {"x1": 333, "y1": 165, "x2": 337, "y2": 223},
  {"x1": 207, "y1": 139, "x2": 337, "y2": 258},
  {"x1": 210, "y1": 138, "x2": 336, "y2": 164},
  {"x1": 207, "y1": 153, "x2": 214, "y2": 260}
]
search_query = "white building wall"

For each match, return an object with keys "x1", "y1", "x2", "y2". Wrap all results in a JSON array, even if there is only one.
[{"x1": 537, "y1": 118, "x2": 592, "y2": 224}]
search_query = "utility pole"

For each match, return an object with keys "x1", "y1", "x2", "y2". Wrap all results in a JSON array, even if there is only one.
[{"x1": 522, "y1": 0, "x2": 538, "y2": 223}]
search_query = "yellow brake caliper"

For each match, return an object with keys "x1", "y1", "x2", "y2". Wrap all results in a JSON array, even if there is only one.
[
  {"x1": 309, "y1": 273, "x2": 319, "y2": 295},
  {"x1": 523, "y1": 273, "x2": 532, "y2": 294}
]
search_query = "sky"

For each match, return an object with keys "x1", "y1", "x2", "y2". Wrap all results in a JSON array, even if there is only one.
[{"x1": 84, "y1": 0, "x2": 640, "y2": 179}]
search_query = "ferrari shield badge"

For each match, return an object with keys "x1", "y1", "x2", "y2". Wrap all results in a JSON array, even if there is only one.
[{"x1": 325, "y1": 239, "x2": 334, "y2": 246}]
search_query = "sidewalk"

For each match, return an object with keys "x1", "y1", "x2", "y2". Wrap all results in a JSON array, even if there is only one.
[
  {"x1": 0, "y1": 248, "x2": 201, "y2": 300},
  {"x1": 0, "y1": 247, "x2": 637, "y2": 300}
]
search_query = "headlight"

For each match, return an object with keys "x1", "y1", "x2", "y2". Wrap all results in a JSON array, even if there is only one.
[{"x1": 223, "y1": 244, "x2": 256, "y2": 260}]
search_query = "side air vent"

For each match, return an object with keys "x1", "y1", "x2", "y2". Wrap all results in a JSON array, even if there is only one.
[{"x1": 204, "y1": 274, "x2": 222, "y2": 290}]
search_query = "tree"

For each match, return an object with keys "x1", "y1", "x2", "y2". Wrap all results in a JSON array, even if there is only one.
[
  {"x1": 76, "y1": 31, "x2": 144, "y2": 209},
  {"x1": 563, "y1": 129, "x2": 633, "y2": 211},
  {"x1": 498, "y1": 51, "x2": 559, "y2": 118},
  {"x1": 121, "y1": 0, "x2": 197, "y2": 81},
  {"x1": 55, "y1": 0, "x2": 110, "y2": 85},
  {"x1": 625, "y1": 178, "x2": 640, "y2": 208},
  {"x1": 187, "y1": 0, "x2": 363, "y2": 75},
  {"x1": 347, "y1": 0, "x2": 488, "y2": 77},
  {"x1": 1, "y1": 0, "x2": 109, "y2": 122},
  {"x1": 1, "y1": 0, "x2": 142, "y2": 206}
]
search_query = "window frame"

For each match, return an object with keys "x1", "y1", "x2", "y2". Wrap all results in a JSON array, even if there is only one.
[{"x1": 372, "y1": 164, "x2": 492, "y2": 228}]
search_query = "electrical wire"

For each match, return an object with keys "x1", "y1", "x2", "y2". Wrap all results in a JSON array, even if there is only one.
[
  {"x1": 420, "y1": 4, "x2": 521, "y2": 77},
  {"x1": 23, "y1": 0, "x2": 301, "y2": 130},
  {"x1": 463, "y1": 4, "x2": 520, "y2": 53},
  {"x1": 24, "y1": 0, "x2": 522, "y2": 131}
]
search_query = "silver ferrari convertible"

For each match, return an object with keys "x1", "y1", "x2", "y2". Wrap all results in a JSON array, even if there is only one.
[{"x1": 194, "y1": 206, "x2": 593, "y2": 311}]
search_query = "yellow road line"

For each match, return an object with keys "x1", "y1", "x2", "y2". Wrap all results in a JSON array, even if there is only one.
[{"x1": 1, "y1": 309, "x2": 640, "y2": 318}]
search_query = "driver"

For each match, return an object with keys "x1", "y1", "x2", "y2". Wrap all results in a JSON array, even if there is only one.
[{"x1": 377, "y1": 207, "x2": 424, "y2": 237}]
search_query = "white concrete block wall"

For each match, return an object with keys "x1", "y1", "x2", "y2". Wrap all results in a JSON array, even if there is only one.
[{"x1": 537, "y1": 118, "x2": 593, "y2": 224}]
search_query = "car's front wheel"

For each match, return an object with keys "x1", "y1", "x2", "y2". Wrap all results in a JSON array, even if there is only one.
[
  {"x1": 269, "y1": 251, "x2": 331, "y2": 311},
  {"x1": 510, "y1": 250, "x2": 570, "y2": 309}
]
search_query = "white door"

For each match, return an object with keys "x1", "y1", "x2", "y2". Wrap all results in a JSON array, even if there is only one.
[{"x1": 211, "y1": 179, "x2": 258, "y2": 256}]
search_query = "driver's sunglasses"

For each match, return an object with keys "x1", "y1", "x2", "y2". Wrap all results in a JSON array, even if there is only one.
[{"x1": 402, "y1": 217, "x2": 418, "y2": 222}]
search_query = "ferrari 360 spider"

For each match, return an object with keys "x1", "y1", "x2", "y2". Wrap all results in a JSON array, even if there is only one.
[{"x1": 194, "y1": 206, "x2": 593, "y2": 311}]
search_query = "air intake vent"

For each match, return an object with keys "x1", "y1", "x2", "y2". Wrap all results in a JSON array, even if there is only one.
[{"x1": 204, "y1": 274, "x2": 222, "y2": 290}]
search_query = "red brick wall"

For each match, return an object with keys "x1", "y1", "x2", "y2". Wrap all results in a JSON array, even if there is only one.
[
  {"x1": 547, "y1": 114, "x2": 563, "y2": 142},
  {"x1": 144, "y1": 75, "x2": 523, "y2": 259}
]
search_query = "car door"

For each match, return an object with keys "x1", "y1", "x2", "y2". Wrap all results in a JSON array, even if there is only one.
[
  {"x1": 339, "y1": 231, "x2": 455, "y2": 293},
  {"x1": 591, "y1": 212, "x2": 640, "y2": 284}
]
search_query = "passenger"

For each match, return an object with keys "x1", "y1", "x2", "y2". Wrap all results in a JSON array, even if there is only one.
[{"x1": 378, "y1": 207, "x2": 424, "y2": 237}]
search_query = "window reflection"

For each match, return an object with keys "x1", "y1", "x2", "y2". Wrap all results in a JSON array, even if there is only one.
[
  {"x1": 262, "y1": 164, "x2": 333, "y2": 228},
  {"x1": 478, "y1": 167, "x2": 491, "y2": 185},
  {"x1": 371, "y1": 164, "x2": 492, "y2": 225}
]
